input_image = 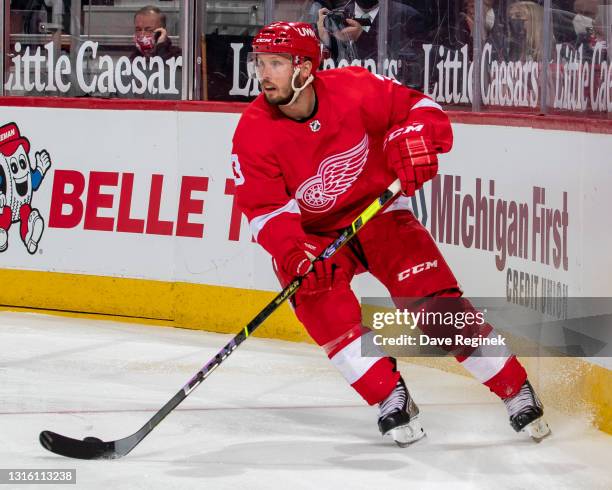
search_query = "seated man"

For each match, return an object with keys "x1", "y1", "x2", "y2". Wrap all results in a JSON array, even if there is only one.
[
  {"x1": 130, "y1": 5, "x2": 181, "y2": 62},
  {"x1": 122, "y1": 5, "x2": 182, "y2": 99}
]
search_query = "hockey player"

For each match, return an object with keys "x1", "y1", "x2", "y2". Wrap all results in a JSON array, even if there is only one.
[{"x1": 231, "y1": 22, "x2": 550, "y2": 446}]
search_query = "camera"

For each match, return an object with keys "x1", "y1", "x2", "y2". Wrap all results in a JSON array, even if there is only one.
[{"x1": 323, "y1": 9, "x2": 372, "y2": 32}]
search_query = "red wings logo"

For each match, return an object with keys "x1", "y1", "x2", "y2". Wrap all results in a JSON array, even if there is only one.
[{"x1": 296, "y1": 134, "x2": 368, "y2": 213}]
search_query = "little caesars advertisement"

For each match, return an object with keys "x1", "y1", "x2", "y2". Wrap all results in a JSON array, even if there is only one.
[{"x1": 5, "y1": 41, "x2": 181, "y2": 96}]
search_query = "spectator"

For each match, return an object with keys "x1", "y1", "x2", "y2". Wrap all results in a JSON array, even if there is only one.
[
  {"x1": 315, "y1": 0, "x2": 429, "y2": 86},
  {"x1": 458, "y1": 0, "x2": 505, "y2": 57},
  {"x1": 572, "y1": 0, "x2": 602, "y2": 59},
  {"x1": 316, "y1": 0, "x2": 428, "y2": 60},
  {"x1": 130, "y1": 5, "x2": 181, "y2": 62},
  {"x1": 552, "y1": 0, "x2": 599, "y2": 47},
  {"x1": 116, "y1": 5, "x2": 183, "y2": 99},
  {"x1": 301, "y1": 0, "x2": 346, "y2": 24},
  {"x1": 593, "y1": 3, "x2": 610, "y2": 56},
  {"x1": 507, "y1": 1, "x2": 550, "y2": 62}
]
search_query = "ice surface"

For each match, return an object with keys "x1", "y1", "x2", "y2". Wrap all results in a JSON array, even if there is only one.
[{"x1": 1, "y1": 311, "x2": 610, "y2": 489}]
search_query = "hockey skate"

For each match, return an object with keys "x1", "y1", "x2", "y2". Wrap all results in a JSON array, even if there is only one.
[
  {"x1": 23, "y1": 209, "x2": 44, "y2": 254},
  {"x1": 0, "y1": 228, "x2": 7, "y2": 252},
  {"x1": 378, "y1": 377, "x2": 425, "y2": 447},
  {"x1": 503, "y1": 380, "x2": 551, "y2": 442}
]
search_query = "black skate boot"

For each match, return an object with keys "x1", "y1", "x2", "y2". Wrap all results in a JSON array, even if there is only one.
[
  {"x1": 503, "y1": 380, "x2": 551, "y2": 441},
  {"x1": 378, "y1": 377, "x2": 425, "y2": 447}
]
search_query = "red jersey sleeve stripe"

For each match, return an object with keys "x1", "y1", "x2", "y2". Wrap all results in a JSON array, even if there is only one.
[{"x1": 250, "y1": 199, "x2": 301, "y2": 241}]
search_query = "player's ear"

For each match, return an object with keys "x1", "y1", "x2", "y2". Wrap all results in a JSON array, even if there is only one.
[{"x1": 300, "y1": 60, "x2": 313, "y2": 78}]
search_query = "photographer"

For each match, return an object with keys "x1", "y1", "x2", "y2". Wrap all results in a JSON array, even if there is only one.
[
  {"x1": 316, "y1": 0, "x2": 430, "y2": 86},
  {"x1": 317, "y1": 0, "x2": 379, "y2": 61}
]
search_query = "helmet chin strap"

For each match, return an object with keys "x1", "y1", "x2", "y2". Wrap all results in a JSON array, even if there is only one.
[{"x1": 281, "y1": 67, "x2": 314, "y2": 107}]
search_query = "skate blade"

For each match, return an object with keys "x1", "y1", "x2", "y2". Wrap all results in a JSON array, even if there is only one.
[
  {"x1": 525, "y1": 417, "x2": 551, "y2": 442},
  {"x1": 386, "y1": 417, "x2": 426, "y2": 448}
]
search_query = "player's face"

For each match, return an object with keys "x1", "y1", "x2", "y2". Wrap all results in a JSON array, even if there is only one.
[{"x1": 255, "y1": 54, "x2": 296, "y2": 105}]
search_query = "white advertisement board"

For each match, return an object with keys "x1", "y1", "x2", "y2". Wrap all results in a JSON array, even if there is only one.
[{"x1": 0, "y1": 105, "x2": 610, "y2": 304}]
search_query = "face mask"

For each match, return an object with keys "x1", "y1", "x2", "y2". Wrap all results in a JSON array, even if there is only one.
[
  {"x1": 509, "y1": 18, "x2": 525, "y2": 37},
  {"x1": 134, "y1": 33, "x2": 156, "y2": 55},
  {"x1": 573, "y1": 14, "x2": 593, "y2": 35},
  {"x1": 485, "y1": 8, "x2": 495, "y2": 31},
  {"x1": 355, "y1": 0, "x2": 378, "y2": 10}
]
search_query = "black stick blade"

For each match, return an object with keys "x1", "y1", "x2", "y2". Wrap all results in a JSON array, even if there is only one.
[{"x1": 40, "y1": 431, "x2": 118, "y2": 460}]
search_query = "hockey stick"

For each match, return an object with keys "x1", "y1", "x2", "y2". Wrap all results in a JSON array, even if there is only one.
[{"x1": 39, "y1": 179, "x2": 402, "y2": 460}]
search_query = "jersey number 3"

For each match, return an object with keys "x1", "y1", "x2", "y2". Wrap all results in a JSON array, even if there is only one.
[{"x1": 231, "y1": 154, "x2": 245, "y2": 186}]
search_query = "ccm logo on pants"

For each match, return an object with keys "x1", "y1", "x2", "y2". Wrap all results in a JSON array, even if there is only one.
[{"x1": 398, "y1": 260, "x2": 438, "y2": 282}]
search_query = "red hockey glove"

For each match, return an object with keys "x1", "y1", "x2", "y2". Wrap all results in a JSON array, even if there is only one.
[
  {"x1": 301, "y1": 259, "x2": 334, "y2": 295},
  {"x1": 384, "y1": 124, "x2": 439, "y2": 197},
  {"x1": 279, "y1": 240, "x2": 317, "y2": 278},
  {"x1": 278, "y1": 240, "x2": 333, "y2": 295}
]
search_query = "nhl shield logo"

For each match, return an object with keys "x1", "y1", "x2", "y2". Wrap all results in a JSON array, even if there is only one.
[{"x1": 309, "y1": 120, "x2": 321, "y2": 132}]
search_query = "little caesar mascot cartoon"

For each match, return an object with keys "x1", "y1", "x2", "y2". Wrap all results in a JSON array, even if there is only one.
[{"x1": 0, "y1": 123, "x2": 51, "y2": 254}]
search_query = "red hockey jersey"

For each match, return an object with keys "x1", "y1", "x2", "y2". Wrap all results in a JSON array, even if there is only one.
[{"x1": 231, "y1": 66, "x2": 453, "y2": 263}]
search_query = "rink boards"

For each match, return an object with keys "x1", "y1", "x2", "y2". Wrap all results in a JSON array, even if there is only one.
[{"x1": 0, "y1": 99, "x2": 610, "y2": 433}]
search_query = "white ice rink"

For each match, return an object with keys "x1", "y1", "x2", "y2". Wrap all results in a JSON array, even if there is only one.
[{"x1": 1, "y1": 311, "x2": 611, "y2": 490}]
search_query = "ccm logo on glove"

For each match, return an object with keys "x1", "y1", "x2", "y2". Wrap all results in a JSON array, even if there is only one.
[
  {"x1": 383, "y1": 123, "x2": 424, "y2": 151},
  {"x1": 384, "y1": 122, "x2": 439, "y2": 197}
]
